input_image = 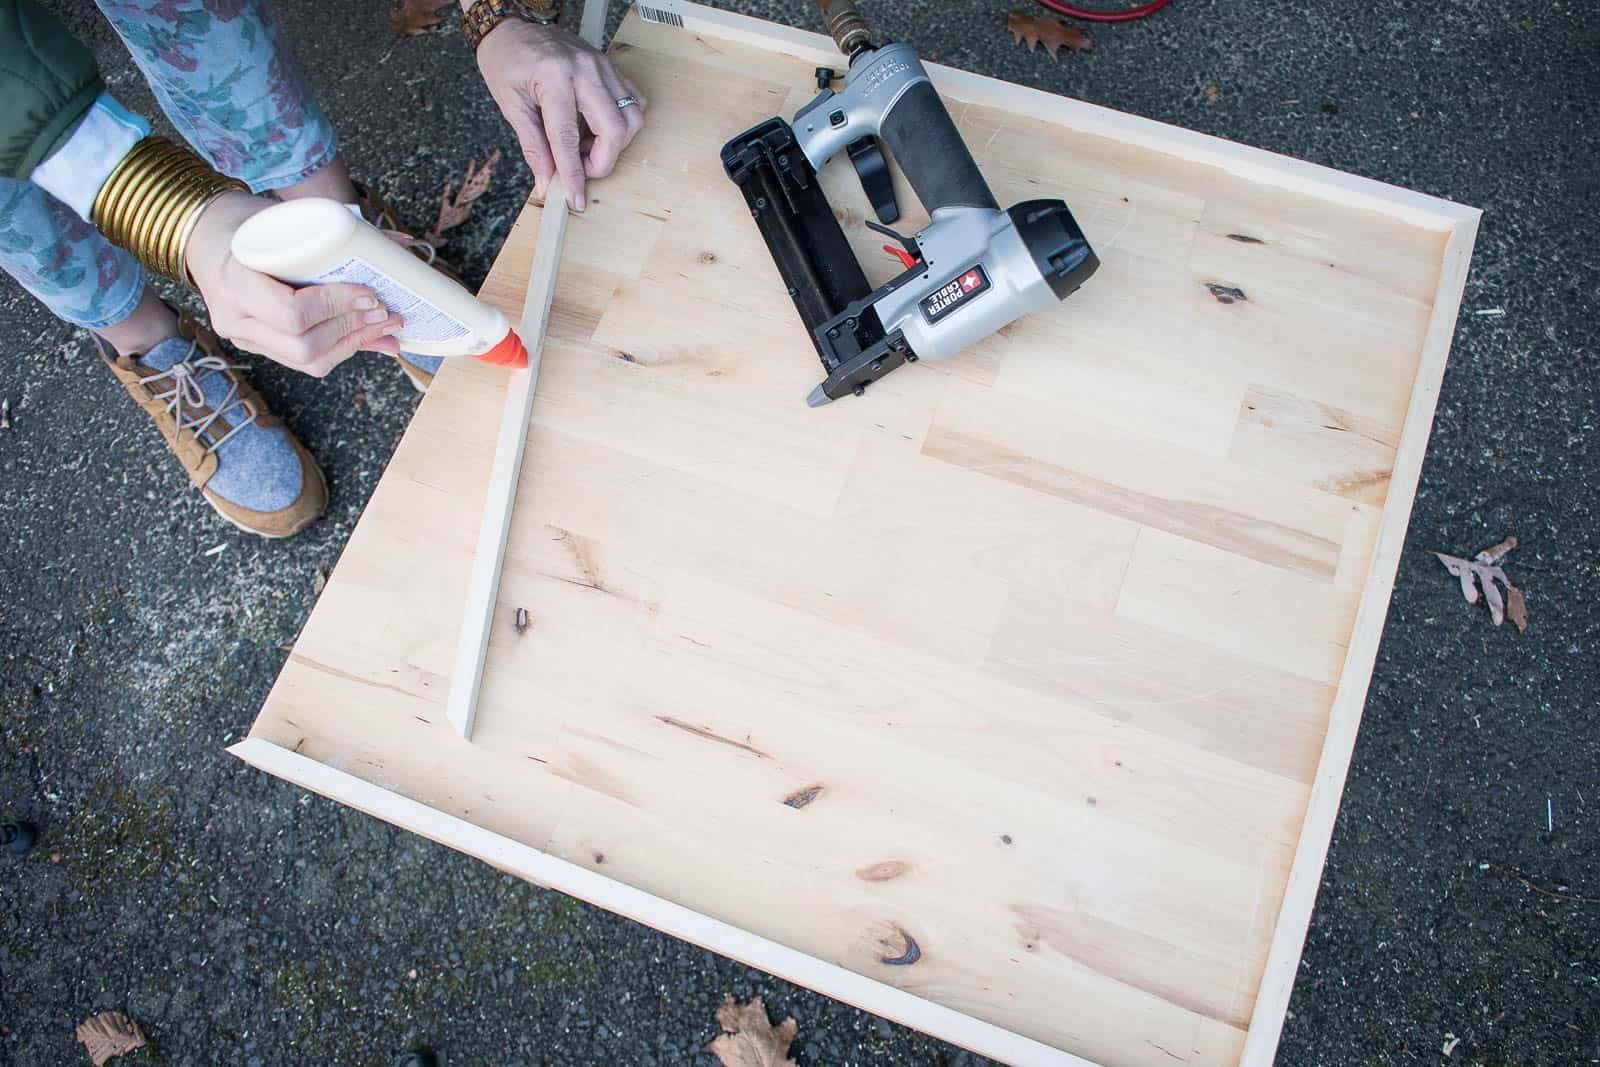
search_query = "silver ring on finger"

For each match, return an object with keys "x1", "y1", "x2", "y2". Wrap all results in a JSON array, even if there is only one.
[{"x1": 615, "y1": 95, "x2": 639, "y2": 110}]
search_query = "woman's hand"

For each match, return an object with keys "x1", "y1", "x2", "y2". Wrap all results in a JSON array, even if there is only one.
[
  {"x1": 185, "y1": 192, "x2": 405, "y2": 376},
  {"x1": 475, "y1": 20, "x2": 647, "y2": 211}
]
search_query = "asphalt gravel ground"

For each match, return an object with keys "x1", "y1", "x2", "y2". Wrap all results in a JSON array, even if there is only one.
[{"x1": 2, "y1": 1, "x2": 1596, "y2": 1064}]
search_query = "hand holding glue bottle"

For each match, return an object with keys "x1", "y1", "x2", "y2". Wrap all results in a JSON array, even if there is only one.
[{"x1": 230, "y1": 198, "x2": 527, "y2": 370}]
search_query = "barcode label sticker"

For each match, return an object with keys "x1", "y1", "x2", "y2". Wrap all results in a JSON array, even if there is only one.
[{"x1": 637, "y1": 4, "x2": 684, "y2": 27}]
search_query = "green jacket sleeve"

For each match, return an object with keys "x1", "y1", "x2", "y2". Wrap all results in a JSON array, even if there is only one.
[{"x1": 0, "y1": 0, "x2": 105, "y2": 180}]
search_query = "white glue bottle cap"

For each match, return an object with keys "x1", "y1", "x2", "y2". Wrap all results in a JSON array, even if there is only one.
[{"x1": 230, "y1": 197, "x2": 527, "y2": 368}]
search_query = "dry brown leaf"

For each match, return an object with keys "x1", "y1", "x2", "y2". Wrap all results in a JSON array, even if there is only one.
[
  {"x1": 1007, "y1": 11, "x2": 1093, "y2": 60},
  {"x1": 1434, "y1": 553, "x2": 1479, "y2": 604},
  {"x1": 705, "y1": 996, "x2": 799, "y2": 1067},
  {"x1": 312, "y1": 566, "x2": 328, "y2": 596},
  {"x1": 424, "y1": 149, "x2": 503, "y2": 246},
  {"x1": 390, "y1": 0, "x2": 450, "y2": 36},
  {"x1": 75, "y1": 1012, "x2": 146, "y2": 1066},
  {"x1": 1475, "y1": 535, "x2": 1518, "y2": 565},
  {"x1": 1205, "y1": 85, "x2": 1221, "y2": 104},
  {"x1": 1433, "y1": 536, "x2": 1528, "y2": 633},
  {"x1": 1505, "y1": 583, "x2": 1529, "y2": 634}
]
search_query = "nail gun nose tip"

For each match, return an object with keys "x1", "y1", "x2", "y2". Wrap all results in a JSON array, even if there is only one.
[{"x1": 806, "y1": 384, "x2": 833, "y2": 407}]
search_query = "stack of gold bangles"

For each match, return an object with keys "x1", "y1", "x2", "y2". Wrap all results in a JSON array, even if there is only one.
[{"x1": 90, "y1": 136, "x2": 248, "y2": 285}]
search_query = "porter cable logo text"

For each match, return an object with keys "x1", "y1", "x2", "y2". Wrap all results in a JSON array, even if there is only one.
[{"x1": 919, "y1": 266, "x2": 990, "y2": 323}]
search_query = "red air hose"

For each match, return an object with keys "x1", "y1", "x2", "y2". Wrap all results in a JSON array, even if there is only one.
[{"x1": 1033, "y1": 0, "x2": 1174, "y2": 22}]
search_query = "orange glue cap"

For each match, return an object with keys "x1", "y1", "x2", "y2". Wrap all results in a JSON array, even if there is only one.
[{"x1": 474, "y1": 330, "x2": 528, "y2": 368}]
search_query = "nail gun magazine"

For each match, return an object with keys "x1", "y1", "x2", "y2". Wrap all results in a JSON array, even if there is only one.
[{"x1": 720, "y1": 0, "x2": 1099, "y2": 406}]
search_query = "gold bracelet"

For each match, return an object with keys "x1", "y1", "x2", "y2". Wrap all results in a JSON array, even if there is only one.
[
  {"x1": 125, "y1": 162, "x2": 196, "y2": 266},
  {"x1": 175, "y1": 186, "x2": 237, "y2": 287},
  {"x1": 145, "y1": 171, "x2": 204, "y2": 280},
  {"x1": 151, "y1": 170, "x2": 218, "y2": 280},
  {"x1": 92, "y1": 137, "x2": 247, "y2": 286},
  {"x1": 158, "y1": 177, "x2": 217, "y2": 281},
  {"x1": 100, "y1": 142, "x2": 191, "y2": 252}
]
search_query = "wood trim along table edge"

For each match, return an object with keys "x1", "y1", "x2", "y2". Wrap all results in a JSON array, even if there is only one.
[
  {"x1": 627, "y1": 0, "x2": 1480, "y2": 232},
  {"x1": 1235, "y1": 208, "x2": 1481, "y2": 1065},
  {"x1": 228, "y1": 736, "x2": 1099, "y2": 1067}
]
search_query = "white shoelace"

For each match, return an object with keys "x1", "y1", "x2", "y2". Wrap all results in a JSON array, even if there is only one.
[
  {"x1": 143, "y1": 341, "x2": 257, "y2": 455},
  {"x1": 381, "y1": 227, "x2": 437, "y2": 265}
]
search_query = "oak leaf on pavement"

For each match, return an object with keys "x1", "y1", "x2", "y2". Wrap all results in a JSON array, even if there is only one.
[
  {"x1": 426, "y1": 149, "x2": 503, "y2": 246},
  {"x1": 390, "y1": 0, "x2": 450, "y2": 37},
  {"x1": 1008, "y1": 11, "x2": 1093, "y2": 59},
  {"x1": 75, "y1": 1012, "x2": 146, "y2": 1067},
  {"x1": 705, "y1": 996, "x2": 799, "y2": 1067}
]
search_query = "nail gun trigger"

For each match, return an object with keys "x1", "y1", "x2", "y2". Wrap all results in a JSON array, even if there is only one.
[
  {"x1": 881, "y1": 244, "x2": 918, "y2": 270},
  {"x1": 847, "y1": 137, "x2": 900, "y2": 225}
]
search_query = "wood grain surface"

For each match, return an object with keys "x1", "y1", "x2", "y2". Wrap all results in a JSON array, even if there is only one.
[{"x1": 247, "y1": 6, "x2": 1476, "y2": 1065}]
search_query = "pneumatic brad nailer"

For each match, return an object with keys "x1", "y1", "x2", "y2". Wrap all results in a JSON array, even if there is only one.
[{"x1": 720, "y1": 0, "x2": 1099, "y2": 406}]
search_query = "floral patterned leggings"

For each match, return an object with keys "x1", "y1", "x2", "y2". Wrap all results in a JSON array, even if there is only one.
[{"x1": 0, "y1": 0, "x2": 335, "y2": 329}]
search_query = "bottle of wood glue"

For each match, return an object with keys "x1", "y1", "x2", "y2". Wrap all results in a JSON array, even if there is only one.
[{"x1": 230, "y1": 197, "x2": 527, "y2": 367}]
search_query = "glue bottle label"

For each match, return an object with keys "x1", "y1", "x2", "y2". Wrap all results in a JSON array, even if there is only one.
[{"x1": 305, "y1": 257, "x2": 472, "y2": 344}]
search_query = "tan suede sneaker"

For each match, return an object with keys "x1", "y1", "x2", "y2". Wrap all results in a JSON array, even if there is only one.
[
  {"x1": 353, "y1": 181, "x2": 457, "y2": 393},
  {"x1": 97, "y1": 312, "x2": 328, "y2": 539}
]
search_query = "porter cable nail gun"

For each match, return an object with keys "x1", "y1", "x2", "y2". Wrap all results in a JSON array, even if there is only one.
[{"x1": 720, "y1": 0, "x2": 1099, "y2": 406}]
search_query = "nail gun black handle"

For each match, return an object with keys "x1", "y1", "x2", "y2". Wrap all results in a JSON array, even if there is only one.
[{"x1": 879, "y1": 81, "x2": 998, "y2": 214}]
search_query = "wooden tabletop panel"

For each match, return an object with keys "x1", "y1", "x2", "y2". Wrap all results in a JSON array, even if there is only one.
[{"x1": 248, "y1": 7, "x2": 1476, "y2": 1064}]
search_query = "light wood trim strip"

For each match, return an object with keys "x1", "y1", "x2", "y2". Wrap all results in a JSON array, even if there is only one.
[
  {"x1": 1238, "y1": 210, "x2": 1481, "y2": 1065},
  {"x1": 628, "y1": 0, "x2": 1478, "y2": 230},
  {"x1": 229, "y1": 737, "x2": 1096, "y2": 1067},
  {"x1": 445, "y1": 0, "x2": 606, "y2": 738},
  {"x1": 579, "y1": 0, "x2": 607, "y2": 49}
]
